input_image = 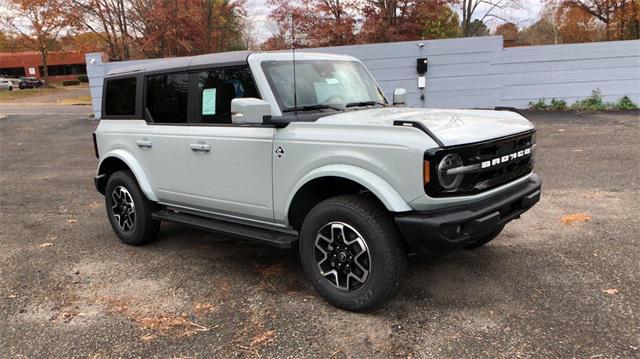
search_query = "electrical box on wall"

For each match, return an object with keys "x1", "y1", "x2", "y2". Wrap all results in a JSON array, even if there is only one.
[
  {"x1": 417, "y1": 58, "x2": 428, "y2": 74},
  {"x1": 417, "y1": 76, "x2": 426, "y2": 89}
]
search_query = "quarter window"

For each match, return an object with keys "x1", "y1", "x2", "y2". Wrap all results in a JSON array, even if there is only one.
[
  {"x1": 145, "y1": 72, "x2": 189, "y2": 123},
  {"x1": 197, "y1": 67, "x2": 259, "y2": 124},
  {"x1": 104, "y1": 77, "x2": 137, "y2": 116}
]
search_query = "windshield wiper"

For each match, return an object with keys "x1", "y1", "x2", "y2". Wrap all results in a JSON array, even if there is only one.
[
  {"x1": 345, "y1": 101, "x2": 387, "y2": 108},
  {"x1": 282, "y1": 104, "x2": 344, "y2": 112}
]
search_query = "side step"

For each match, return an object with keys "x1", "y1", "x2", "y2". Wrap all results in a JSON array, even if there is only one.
[{"x1": 152, "y1": 209, "x2": 298, "y2": 249}]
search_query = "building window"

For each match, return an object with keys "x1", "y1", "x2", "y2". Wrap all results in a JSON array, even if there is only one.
[
  {"x1": 145, "y1": 72, "x2": 189, "y2": 124},
  {"x1": 104, "y1": 77, "x2": 137, "y2": 116},
  {"x1": 0, "y1": 67, "x2": 26, "y2": 78},
  {"x1": 38, "y1": 64, "x2": 87, "y2": 77}
]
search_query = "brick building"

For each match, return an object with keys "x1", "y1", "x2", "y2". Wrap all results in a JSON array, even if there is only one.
[{"x1": 0, "y1": 51, "x2": 87, "y2": 82}]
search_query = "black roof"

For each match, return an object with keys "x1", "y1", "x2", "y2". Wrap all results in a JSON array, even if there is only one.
[{"x1": 106, "y1": 50, "x2": 252, "y2": 77}]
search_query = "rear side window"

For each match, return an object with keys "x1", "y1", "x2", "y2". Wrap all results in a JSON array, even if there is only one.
[
  {"x1": 145, "y1": 72, "x2": 189, "y2": 123},
  {"x1": 104, "y1": 77, "x2": 137, "y2": 116}
]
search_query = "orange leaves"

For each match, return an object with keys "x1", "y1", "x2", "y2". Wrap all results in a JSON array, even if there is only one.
[{"x1": 561, "y1": 213, "x2": 592, "y2": 225}]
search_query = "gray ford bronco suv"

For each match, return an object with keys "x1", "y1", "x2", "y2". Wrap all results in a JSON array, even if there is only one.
[{"x1": 94, "y1": 51, "x2": 541, "y2": 311}]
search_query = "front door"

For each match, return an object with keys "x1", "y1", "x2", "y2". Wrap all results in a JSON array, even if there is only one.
[{"x1": 185, "y1": 66, "x2": 275, "y2": 222}]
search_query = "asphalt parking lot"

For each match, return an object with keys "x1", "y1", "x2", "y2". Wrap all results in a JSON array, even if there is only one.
[{"x1": 0, "y1": 109, "x2": 638, "y2": 358}]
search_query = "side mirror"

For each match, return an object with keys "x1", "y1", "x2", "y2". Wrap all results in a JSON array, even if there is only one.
[
  {"x1": 393, "y1": 88, "x2": 407, "y2": 106},
  {"x1": 231, "y1": 98, "x2": 271, "y2": 125}
]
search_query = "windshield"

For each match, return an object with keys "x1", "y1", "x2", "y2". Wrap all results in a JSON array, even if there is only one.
[{"x1": 261, "y1": 60, "x2": 387, "y2": 112}]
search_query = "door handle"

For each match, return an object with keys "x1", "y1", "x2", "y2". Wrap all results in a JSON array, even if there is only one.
[
  {"x1": 190, "y1": 143, "x2": 211, "y2": 152},
  {"x1": 136, "y1": 139, "x2": 152, "y2": 148}
]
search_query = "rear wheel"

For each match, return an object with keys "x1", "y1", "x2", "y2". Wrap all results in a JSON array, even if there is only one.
[
  {"x1": 299, "y1": 194, "x2": 406, "y2": 312},
  {"x1": 105, "y1": 170, "x2": 160, "y2": 245}
]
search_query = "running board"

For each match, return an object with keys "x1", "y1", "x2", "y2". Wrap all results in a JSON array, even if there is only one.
[{"x1": 152, "y1": 209, "x2": 298, "y2": 249}]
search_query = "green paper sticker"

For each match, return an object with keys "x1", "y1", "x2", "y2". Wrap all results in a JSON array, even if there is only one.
[{"x1": 202, "y1": 88, "x2": 216, "y2": 115}]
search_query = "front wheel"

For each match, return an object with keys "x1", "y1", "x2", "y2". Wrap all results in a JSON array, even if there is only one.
[
  {"x1": 105, "y1": 170, "x2": 160, "y2": 245},
  {"x1": 299, "y1": 194, "x2": 407, "y2": 312}
]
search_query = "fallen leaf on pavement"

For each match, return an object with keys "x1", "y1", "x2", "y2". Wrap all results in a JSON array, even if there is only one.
[
  {"x1": 561, "y1": 213, "x2": 591, "y2": 225},
  {"x1": 139, "y1": 334, "x2": 157, "y2": 342},
  {"x1": 602, "y1": 288, "x2": 618, "y2": 295},
  {"x1": 250, "y1": 330, "x2": 277, "y2": 347},
  {"x1": 38, "y1": 243, "x2": 53, "y2": 248}
]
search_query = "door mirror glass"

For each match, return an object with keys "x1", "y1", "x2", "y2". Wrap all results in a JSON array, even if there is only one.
[
  {"x1": 231, "y1": 98, "x2": 271, "y2": 125},
  {"x1": 393, "y1": 88, "x2": 407, "y2": 106}
]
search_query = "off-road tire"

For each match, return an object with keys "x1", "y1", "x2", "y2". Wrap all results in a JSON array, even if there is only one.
[
  {"x1": 105, "y1": 170, "x2": 160, "y2": 245},
  {"x1": 299, "y1": 194, "x2": 407, "y2": 312}
]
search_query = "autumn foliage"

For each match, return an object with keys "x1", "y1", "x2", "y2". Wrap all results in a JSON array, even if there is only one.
[
  {"x1": 262, "y1": 0, "x2": 461, "y2": 49},
  {"x1": 2, "y1": 0, "x2": 639, "y2": 64}
]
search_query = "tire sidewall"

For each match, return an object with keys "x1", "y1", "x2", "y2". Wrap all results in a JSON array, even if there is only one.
[
  {"x1": 299, "y1": 200, "x2": 400, "y2": 311},
  {"x1": 105, "y1": 171, "x2": 151, "y2": 245}
]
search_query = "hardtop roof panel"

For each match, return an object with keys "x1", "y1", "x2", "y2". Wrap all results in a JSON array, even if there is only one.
[{"x1": 105, "y1": 50, "x2": 252, "y2": 77}]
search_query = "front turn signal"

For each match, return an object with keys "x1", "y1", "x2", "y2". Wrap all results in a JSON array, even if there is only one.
[{"x1": 423, "y1": 160, "x2": 430, "y2": 185}]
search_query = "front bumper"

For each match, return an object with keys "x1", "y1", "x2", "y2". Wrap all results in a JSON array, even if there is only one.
[{"x1": 395, "y1": 173, "x2": 541, "y2": 256}]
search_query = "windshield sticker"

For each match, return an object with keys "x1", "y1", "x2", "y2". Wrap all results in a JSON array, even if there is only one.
[{"x1": 202, "y1": 88, "x2": 216, "y2": 115}]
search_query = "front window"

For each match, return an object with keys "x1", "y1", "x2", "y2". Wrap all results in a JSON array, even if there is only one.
[{"x1": 261, "y1": 60, "x2": 386, "y2": 113}]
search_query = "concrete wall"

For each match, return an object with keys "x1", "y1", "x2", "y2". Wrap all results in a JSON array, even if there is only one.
[
  {"x1": 309, "y1": 37, "x2": 640, "y2": 108},
  {"x1": 86, "y1": 37, "x2": 640, "y2": 118}
]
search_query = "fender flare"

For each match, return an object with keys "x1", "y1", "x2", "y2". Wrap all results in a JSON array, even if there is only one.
[
  {"x1": 98, "y1": 149, "x2": 158, "y2": 201},
  {"x1": 285, "y1": 164, "x2": 412, "y2": 215}
]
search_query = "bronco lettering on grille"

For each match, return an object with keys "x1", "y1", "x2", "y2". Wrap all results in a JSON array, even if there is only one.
[{"x1": 481, "y1": 147, "x2": 531, "y2": 169}]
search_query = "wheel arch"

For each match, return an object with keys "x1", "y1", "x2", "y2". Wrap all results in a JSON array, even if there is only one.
[
  {"x1": 97, "y1": 150, "x2": 157, "y2": 201},
  {"x1": 285, "y1": 165, "x2": 411, "y2": 230}
]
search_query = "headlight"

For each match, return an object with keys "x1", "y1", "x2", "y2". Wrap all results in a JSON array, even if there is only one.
[{"x1": 438, "y1": 153, "x2": 464, "y2": 190}]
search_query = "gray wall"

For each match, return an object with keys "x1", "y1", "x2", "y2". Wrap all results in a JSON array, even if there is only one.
[
  {"x1": 310, "y1": 37, "x2": 640, "y2": 108},
  {"x1": 86, "y1": 36, "x2": 640, "y2": 118}
]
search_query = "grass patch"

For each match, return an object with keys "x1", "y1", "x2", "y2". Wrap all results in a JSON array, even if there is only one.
[
  {"x1": 0, "y1": 87, "x2": 64, "y2": 102},
  {"x1": 58, "y1": 95, "x2": 92, "y2": 105},
  {"x1": 571, "y1": 90, "x2": 607, "y2": 111},
  {"x1": 529, "y1": 90, "x2": 638, "y2": 112},
  {"x1": 615, "y1": 96, "x2": 638, "y2": 111}
]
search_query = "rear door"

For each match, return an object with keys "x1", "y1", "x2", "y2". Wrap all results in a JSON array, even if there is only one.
[
  {"x1": 185, "y1": 66, "x2": 275, "y2": 222},
  {"x1": 136, "y1": 72, "x2": 194, "y2": 205}
]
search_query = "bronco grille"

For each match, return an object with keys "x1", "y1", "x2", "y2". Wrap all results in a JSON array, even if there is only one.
[{"x1": 424, "y1": 130, "x2": 535, "y2": 197}]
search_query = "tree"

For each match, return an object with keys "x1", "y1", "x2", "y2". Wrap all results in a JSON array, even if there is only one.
[
  {"x1": 59, "y1": 32, "x2": 110, "y2": 53},
  {"x1": 459, "y1": 0, "x2": 514, "y2": 36},
  {"x1": 264, "y1": 0, "x2": 357, "y2": 49},
  {"x1": 67, "y1": 0, "x2": 132, "y2": 60},
  {"x1": 467, "y1": 18, "x2": 490, "y2": 36},
  {"x1": 518, "y1": 18, "x2": 558, "y2": 45},
  {"x1": 413, "y1": 0, "x2": 461, "y2": 39},
  {"x1": 359, "y1": 0, "x2": 459, "y2": 43},
  {"x1": 359, "y1": 0, "x2": 417, "y2": 43},
  {"x1": 128, "y1": 0, "x2": 247, "y2": 58},
  {"x1": 495, "y1": 22, "x2": 518, "y2": 38},
  {"x1": 3, "y1": 0, "x2": 69, "y2": 85},
  {"x1": 555, "y1": 1, "x2": 602, "y2": 42},
  {"x1": 553, "y1": 0, "x2": 639, "y2": 40}
]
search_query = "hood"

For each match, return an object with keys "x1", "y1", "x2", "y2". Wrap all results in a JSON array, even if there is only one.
[{"x1": 315, "y1": 107, "x2": 534, "y2": 147}]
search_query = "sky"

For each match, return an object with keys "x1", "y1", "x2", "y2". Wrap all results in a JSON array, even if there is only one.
[{"x1": 245, "y1": 0, "x2": 545, "y2": 42}]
